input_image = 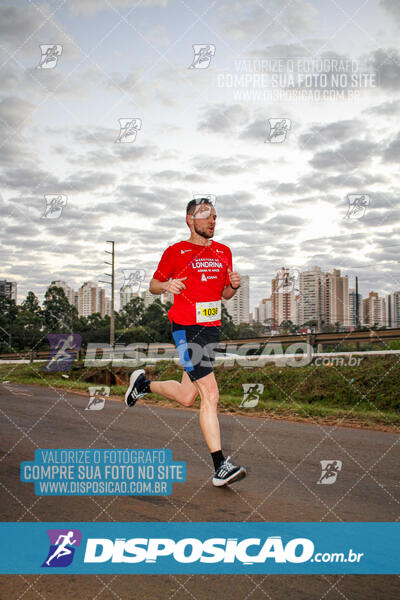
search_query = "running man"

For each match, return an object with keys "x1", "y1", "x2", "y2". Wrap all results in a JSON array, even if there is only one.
[
  {"x1": 125, "y1": 197, "x2": 246, "y2": 487},
  {"x1": 45, "y1": 531, "x2": 77, "y2": 565}
]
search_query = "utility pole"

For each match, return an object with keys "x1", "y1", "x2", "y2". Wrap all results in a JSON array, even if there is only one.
[
  {"x1": 99, "y1": 241, "x2": 115, "y2": 349},
  {"x1": 355, "y1": 276, "x2": 360, "y2": 330},
  {"x1": 355, "y1": 276, "x2": 360, "y2": 351}
]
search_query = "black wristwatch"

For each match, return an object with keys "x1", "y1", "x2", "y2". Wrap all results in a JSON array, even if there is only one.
[{"x1": 230, "y1": 283, "x2": 240, "y2": 290}]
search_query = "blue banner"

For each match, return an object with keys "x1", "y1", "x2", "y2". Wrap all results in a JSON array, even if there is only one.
[
  {"x1": 20, "y1": 449, "x2": 186, "y2": 496},
  {"x1": 0, "y1": 522, "x2": 398, "y2": 574}
]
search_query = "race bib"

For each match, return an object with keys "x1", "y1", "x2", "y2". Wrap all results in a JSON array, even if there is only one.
[{"x1": 196, "y1": 301, "x2": 221, "y2": 323}]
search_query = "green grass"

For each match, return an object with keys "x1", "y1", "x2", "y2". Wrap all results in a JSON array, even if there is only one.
[{"x1": 1, "y1": 356, "x2": 399, "y2": 429}]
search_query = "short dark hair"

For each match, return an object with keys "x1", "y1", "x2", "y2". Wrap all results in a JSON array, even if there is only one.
[{"x1": 186, "y1": 197, "x2": 212, "y2": 215}]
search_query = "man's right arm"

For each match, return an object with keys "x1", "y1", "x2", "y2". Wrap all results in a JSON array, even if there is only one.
[
  {"x1": 150, "y1": 246, "x2": 187, "y2": 295},
  {"x1": 149, "y1": 278, "x2": 169, "y2": 295},
  {"x1": 149, "y1": 277, "x2": 187, "y2": 295}
]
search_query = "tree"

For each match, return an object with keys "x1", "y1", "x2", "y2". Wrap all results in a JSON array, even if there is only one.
[
  {"x1": 42, "y1": 285, "x2": 78, "y2": 332},
  {"x1": 220, "y1": 304, "x2": 236, "y2": 340},
  {"x1": 13, "y1": 292, "x2": 44, "y2": 350},
  {"x1": 117, "y1": 297, "x2": 145, "y2": 329},
  {"x1": 140, "y1": 299, "x2": 171, "y2": 341},
  {"x1": 87, "y1": 312, "x2": 107, "y2": 329},
  {"x1": 0, "y1": 296, "x2": 19, "y2": 351},
  {"x1": 251, "y1": 321, "x2": 265, "y2": 337},
  {"x1": 235, "y1": 322, "x2": 257, "y2": 339},
  {"x1": 279, "y1": 319, "x2": 296, "y2": 333}
]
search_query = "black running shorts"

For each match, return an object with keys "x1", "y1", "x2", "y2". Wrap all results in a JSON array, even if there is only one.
[{"x1": 171, "y1": 321, "x2": 220, "y2": 382}]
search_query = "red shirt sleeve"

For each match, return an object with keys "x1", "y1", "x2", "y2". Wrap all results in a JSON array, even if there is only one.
[
  {"x1": 152, "y1": 246, "x2": 175, "y2": 281},
  {"x1": 224, "y1": 247, "x2": 233, "y2": 287}
]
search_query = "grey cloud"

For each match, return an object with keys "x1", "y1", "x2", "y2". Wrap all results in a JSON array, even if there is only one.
[
  {"x1": 363, "y1": 99, "x2": 400, "y2": 116},
  {"x1": 299, "y1": 120, "x2": 362, "y2": 150},
  {"x1": 216, "y1": 0, "x2": 317, "y2": 43},
  {"x1": 0, "y1": 5, "x2": 48, "y2": 48},
  {"x1": 239, "y1": 119, "x2": 268, "y2": 141},
  {"x1": 66, "y1": 0, "x2": 168, "y2": 15},
  {"x1": 266, "y1": 214, "x2": 306, "y2": 228},
  {"x1": 250, "y1": 42, "x2": 319, "y2": 58},
  {"x1": 310, "y1": 139, "x2": 379, "y2": 171},
  {"x1": 0, "y1": 167, "x2": 59, "y2": 191},
  {"x1": 191, "y1": 156, "x2": 244, "y2": 176},
  {"x1": 153, "y1": 170, "x2": 183, "y2": 181},
  {"x1": 0, "y1": 4, "x2": 81, "y2": 61},
  {"x1": 152, "y1": 170, "x2": 209, "y2": 184},
  {"x1": 198, "y1": 104, "x2": 249, "y2": 133},
  {"x1": 68, "y1": 144, "x2": 155, "y2": 169},
  {"x1": 296, "y1": 171, "x2": 387, "y2": 194},
  {"x1": 383, "y1": 133, "x2": 400, "y2": 163},
  {"x1": 0, "y1": 96, "x2": 36, "y2": 129},
  {"x1": 63, "y1": 171, "x2": 116, "y2": 192},
  {"x1": 368, "y1": 48, "x2": 400, "y2": 90},
  {"x1": 380, "y1": 0, "x2": 400, "y2": 26}
]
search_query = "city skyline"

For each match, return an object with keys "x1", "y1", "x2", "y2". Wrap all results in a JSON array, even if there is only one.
[{"x1": 2, "y1": 263, "x2": 399, "y2": 328}]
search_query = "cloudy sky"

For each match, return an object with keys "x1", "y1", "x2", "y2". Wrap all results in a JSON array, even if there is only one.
[{"x1": 1, "y1": 0, "x2": 400, "y2": 312}]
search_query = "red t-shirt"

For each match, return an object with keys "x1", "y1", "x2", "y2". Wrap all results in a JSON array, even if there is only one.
[{"x1": 152, "y1": 240, "x2": 232, "y2": 326}]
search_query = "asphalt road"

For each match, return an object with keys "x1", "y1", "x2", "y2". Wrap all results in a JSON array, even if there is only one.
[{"x1": 0, "y1": 383, "x2": 399, "y2": 599}]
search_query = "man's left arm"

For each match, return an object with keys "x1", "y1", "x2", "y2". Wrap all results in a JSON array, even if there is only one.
[
  {"x1": 222, "y1": 248, "x2": 240, "y2": 299},
  {"x1": 222, "y1": 268, "x2": 241, "y2": 299}
]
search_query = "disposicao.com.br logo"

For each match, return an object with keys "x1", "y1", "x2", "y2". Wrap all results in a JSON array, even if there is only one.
[{"x1": 83, "y1": 535, "x2": 362, "y2": 566}]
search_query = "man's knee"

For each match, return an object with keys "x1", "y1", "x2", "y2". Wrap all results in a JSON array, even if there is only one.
[
  {"x1": 200, "y1": 390, "x2": 219, "y2": 408},
  {"x1": 179, "y1": 385, "x2": 198, "y2": 407},
  {"x1": 181, "y1": 393, "x2": 197, "y2": 407}
]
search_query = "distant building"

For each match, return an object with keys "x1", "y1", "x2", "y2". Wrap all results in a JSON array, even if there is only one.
[
  {"x1": 362, "y1": 292, "x2": 386, "y2": 327},
  {"x1": 222, "y1": 275, "x2": 249, "y2": 325},
  {"x1": 254, "y1": 297, "x2": 272, "y2": 324},
  {"x1": 323, "y1": 269, "x2": 349, "y2": 327},
  {"x1": 141, "y1": 289, "x2": 157, "y2": 308},
  {"x1": 271, "y1": 268, "x2": 297, "y2": 326},
  {"x1": 78, "y1": 282, "x2": 106, "y2": 317},
  {"x1": 386, "y1": 292, "x2": 400, "y2": 328},
  {"x1": 298, "y1": 267, "x2": 349, "y2": 327},
  {"x1": 105, "y1": 297, "x2": 112, "y2": 316},
  {"x1": 0, "y1": 280, "x2": 17, "y2": 302},
  {"x1": 349, "y1": 288, "x2": 362, "y2": 327},
  {"x1": 120, "y1": 285, "x2": 139, "y2": 308},
  {"x1": 298, "y1": 266, "x2": 323, "y2": 325}
]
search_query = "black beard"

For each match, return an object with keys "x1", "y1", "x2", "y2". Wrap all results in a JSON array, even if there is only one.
[{"x1": 194, "y1": 222, "x2": 213, "y2": 239}]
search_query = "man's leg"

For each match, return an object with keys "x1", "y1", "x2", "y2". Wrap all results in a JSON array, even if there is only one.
[
  {"x1": 192, "y1": 371, "x2": 221, "y2": 452},
  {"x1": 194, "y1": 371, "x2": 246, "y2": 486},
  {"x1": 149, "y1": 371, "x2": 198, "y2": 408}
]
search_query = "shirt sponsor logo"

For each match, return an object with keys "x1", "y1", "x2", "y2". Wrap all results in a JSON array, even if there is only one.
[
  {"x1": 181, "y1": 249, "x2": 192, "y2": 254},
  {"x1": 191, "y1": 260, "x2": 223, "y2": 269}
]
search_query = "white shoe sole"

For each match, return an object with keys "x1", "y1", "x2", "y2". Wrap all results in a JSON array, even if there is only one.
[
  {"x1": 124, "y1": 369, "x2": 145, "y2": 406},
  {"x1": 212, "y1": 466, "x2": 247, "y2": 487}
]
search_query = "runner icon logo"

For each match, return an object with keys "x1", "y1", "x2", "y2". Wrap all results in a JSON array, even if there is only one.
[
  {"x1": 42, "y1": 529, "x2": 82, "y2": 567},
  {"x1": 43, "y1": 334, "x2": 82, "y2": 373},
  {"x1": 240, "y1": 384, "x2": 264, "y2": 408},
  {"x1": 188, "y1": 45, "x2": 216, "y2": 69},
  {"x1": 86, "y1": 386, "x2": 109, "y2": 411},
  {"x1": 265, "y1": 118, "x2": 291, "y2": 143},
  {"x1": 37, "y1": 44, "x2": 63, "y2": 69},
  {"x1": 346, "y1": 194, "x2": 370, "y2": 220},
  {"x1": 317, "y1": 460, "x2": 342, "y2": 485}
]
